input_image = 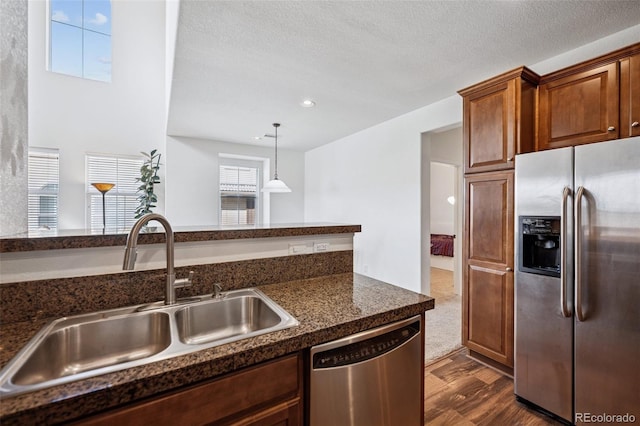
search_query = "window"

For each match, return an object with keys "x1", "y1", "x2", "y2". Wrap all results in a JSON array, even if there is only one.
[
  {"x1": 219, "y1": 161, "x2": 261, "y2": 226},
  {"x1": 28, "y1": 148, "x2": 60, "y2": 231},
  {"x1": 86, "y1": 154, "x2": 142, "y2": 231},
  {"x1": 49, "y1": 0, "x2": 112, "y2": 82}
]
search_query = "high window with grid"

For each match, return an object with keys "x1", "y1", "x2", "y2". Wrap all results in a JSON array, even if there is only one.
[{"x1": 49, "y1": 0, "x2": 112, "y2": 82}]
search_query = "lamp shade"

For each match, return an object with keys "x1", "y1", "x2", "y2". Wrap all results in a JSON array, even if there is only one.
[
  {"x1": 262, "y1": 178, "x2": 291, "y2": 193},
  {"x1": 91, "y1": 182, "x2": 115, "y2": 193}
]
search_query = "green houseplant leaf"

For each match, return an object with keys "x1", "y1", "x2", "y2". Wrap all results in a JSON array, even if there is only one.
[{"x1": 135, "y1": 150, "x2": 161, "y2": 219}]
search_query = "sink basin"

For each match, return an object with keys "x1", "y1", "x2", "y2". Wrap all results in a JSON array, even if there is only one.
[
  {"x1": 0, "y1": 288, "x2": 297, "y2": 397},
  {"x1": 10, "y1": 311, "x2": 171, "y2": 386},
  {"x1": 176, "y1": 294, "x2": 289, "y2": 345}
]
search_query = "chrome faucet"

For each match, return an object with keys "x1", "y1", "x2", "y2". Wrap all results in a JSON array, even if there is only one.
[{"x1": 123, "y1": 213, "x2": 193, "y2": 305}]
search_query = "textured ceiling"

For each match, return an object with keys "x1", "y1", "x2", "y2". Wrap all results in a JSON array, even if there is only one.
[{"x1": 167, "y1": 1, "x2": 640, "y2": 151}]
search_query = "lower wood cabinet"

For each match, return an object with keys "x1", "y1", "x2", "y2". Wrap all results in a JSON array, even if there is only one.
[
  {"x1": 73, "y1": 353, "x2": 303, "y2": 426},
  {"x1": 231, "y1": 398, "x2": 301, "y2": 426},
  {"x1": 463, "y1": 171, "x2": 514, "y2": 370}
]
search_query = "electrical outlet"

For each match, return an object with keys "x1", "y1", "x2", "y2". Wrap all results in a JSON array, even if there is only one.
[
  {"x1": 289, "y1": 244, "x2": 310, "y2": 255},
  {"x1": 314, "y1": 242, "x2": 330, "y2": 252}
]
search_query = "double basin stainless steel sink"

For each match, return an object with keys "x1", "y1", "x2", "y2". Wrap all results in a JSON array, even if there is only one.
[{"x1": 0, "y1": 288, "x2": 298, "y2": 397}]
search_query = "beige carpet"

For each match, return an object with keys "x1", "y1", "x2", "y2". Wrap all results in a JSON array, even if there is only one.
[{"x1": 424, "y1": 267, "x2": 462, "y2": 363}]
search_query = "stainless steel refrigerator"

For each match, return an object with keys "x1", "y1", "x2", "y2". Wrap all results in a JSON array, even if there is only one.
[{"x1": 514, "y1": 136, "x2": 640, "y2": 424}]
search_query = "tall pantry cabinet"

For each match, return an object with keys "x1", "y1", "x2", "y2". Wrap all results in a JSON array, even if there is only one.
[{"x1": 458, "y1": 67, "x2": 539, "y2": 371}]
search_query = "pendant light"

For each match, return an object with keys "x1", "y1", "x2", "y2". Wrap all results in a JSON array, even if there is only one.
[{"x1": 262, "y1": 123, "x2": 291, "y2": 193}]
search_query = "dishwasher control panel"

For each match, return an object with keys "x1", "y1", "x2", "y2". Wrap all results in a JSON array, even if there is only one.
[{"x1": 312, "y1": 322, "x2": 419, "y2": 369}]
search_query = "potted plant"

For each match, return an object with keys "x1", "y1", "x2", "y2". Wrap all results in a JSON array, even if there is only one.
[{"x1": 135, "y1": 149, "x2": 161, "y2": 219}]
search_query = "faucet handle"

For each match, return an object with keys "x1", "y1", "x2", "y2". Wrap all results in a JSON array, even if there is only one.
[
  {"x1": 213, "y1": 283, "x2": 223, "y2": 299},
  {"x1": 174, "y1": 270, "x2": 194, "y2": 289}
]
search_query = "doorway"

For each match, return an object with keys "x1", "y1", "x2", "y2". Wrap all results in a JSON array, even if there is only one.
[{"x1": 421, "y1": 126, "x2": 463, "y2": 363}]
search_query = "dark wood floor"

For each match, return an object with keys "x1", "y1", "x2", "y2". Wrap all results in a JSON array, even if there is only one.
[{"x1": 424, "y1": 349, "x2": 564, "y2": 425}]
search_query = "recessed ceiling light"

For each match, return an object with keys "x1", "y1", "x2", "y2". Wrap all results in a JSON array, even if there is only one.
[
  {"x1": 301, "y1": 99, "x2": 316, "y2": 108},
  {"x1": 252, "y1": 136, "x2": 262, "y2": 140}
]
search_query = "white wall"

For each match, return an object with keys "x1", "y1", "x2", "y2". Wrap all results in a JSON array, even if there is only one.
[
  {"x1": 430, "y1": 126, "x2": 463, "y2": 166},
  {"x1": 28, "y1": 0, "x2": 167, "y2": 229},
  {"x1": 430, "y1": 162, "x2": 455, "y2": 235},
  {"x1": 165, "y1": 1, "x2": 180, "y2": 121},
  {"x1": 166, "y1": 135, "x2": 304, "y2": 226},
  {"x1": 305, "y1": 96, "x2": 462, "y2": 293},
  {"x1": 305, "y1": 26, "x2": 640, "y2": 294}
]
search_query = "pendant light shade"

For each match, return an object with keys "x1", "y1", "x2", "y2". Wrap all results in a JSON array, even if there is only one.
[
  {"x1": 262, "y1": 178, "x2": 291, "y2": 192},
  {"x1": 262, "y1": 123, "x2": 291, "y2": 193}
]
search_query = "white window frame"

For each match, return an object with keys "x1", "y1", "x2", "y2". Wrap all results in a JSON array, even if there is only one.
[
  {"x1": 28, "y1": 148, "x2": 60, "y2": 231},
  {"x1": 218, "y1": 155, "x2": 266, "y2": 226},
  {"x1": 86, "y1": 153, "x2": 143, "y2": 231},
  {"x1": 48, "y1": 0, "x2": 112, "y2": 82}
]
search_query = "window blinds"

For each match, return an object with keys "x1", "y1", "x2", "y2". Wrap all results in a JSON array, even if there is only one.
[
  {"x1": 86, "y1": 154, "x2": 143, "y2": 230},
  {"x1": 220, "y1": 165, "x2": 258, "y2": 225},
  {"x1": 28, "y1": 148, "x2": 60, "y2": 230}
]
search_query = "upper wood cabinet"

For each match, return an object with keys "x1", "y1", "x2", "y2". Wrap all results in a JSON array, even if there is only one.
[
  {"x1": 538, "y1": 62, "x2": 619, "y2": 150},
  {"x1": 620, "y1": 52, "x2": 640, "y2": 138},
  {"x1": 537, "y1": 43, "x2": 640, "y2": 150},
  {"x1": 458, "y1": 67, "x2": 539, "y2": 174}
]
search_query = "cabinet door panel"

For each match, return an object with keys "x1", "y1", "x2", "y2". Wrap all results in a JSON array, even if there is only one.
[
  {"x1": 550, "y1": 77, "x2": 603, "y2": 138},
  {"x1": 466, "y1": 265, "x2": 513, "y2": 366},
  {"x1": 463, "y1": 171, "x2": 514, "y2": 368},
  {"x1": 464, "y1": 81, "x2": 514, "y2": 173},
  {"x1": 538, "y1": 62, "x2": 618, "y2": 149},
  {"x1": 466, "y1": 173, "x2": 513, "y2": 266},
  {"x1": 620, "y1": 53, "x2": 640, "y2": 138},
  {"x1": 231, "y1": 398, "x2": 302, "y2": 426}
]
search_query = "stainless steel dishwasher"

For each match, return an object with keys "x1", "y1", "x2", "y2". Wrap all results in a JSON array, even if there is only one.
[{"x1": 309, "y1": 315, "x2": 423, "y2": 426}]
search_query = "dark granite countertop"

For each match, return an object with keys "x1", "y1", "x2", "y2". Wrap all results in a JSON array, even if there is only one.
[
  {"x1": 0, "y1": 223, "x2": 362, "y2": 253},
  {"x1": 0, "y1": 273, "x2": 433, "y2": 424}
]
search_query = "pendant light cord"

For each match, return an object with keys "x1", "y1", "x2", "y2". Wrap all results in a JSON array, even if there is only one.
[{"x1": 273, "y1": 123, "x2": 280, "y2": 179}]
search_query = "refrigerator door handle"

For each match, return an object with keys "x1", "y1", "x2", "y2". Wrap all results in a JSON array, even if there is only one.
[
  {"x1": 561, "y1": 186, "x2": 572, "y2": 318},
  {"x1": 575, "y1": 185, "x2": 586, "y2": 322}
]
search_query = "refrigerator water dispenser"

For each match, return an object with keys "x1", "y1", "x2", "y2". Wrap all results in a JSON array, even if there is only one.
[{"x1": 519, "y1": 216, "x2": 561, "y2": 277}]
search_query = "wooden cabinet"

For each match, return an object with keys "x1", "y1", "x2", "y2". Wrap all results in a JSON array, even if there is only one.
[
  {"x1": 457, "y1": 42, "x2": 640, "y2": 372},
  {"x1": 231, "y1": 399, "x2": 301, "y2": 426},
  {"x1": 74, "y1": 353, "x2": 303, "y2": 426},
  {"x1": 538, "y1": 62, "x2": 619, "y2": 150},
  {"x1": 620, "y1": 52, "x2": 640, "y2": 138},
  {"x1": 538, "y1": 43, "x2": 640, "y2": 149},
  {"x1": 462, "y1": 171, "x2": 514, "y2": 368},
  {"x1": 458, "y1": 67, "x2": 538, "y2": 174},
  {"x1": 458, "y1": 69, "x2": 530, "y2": 370}
]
